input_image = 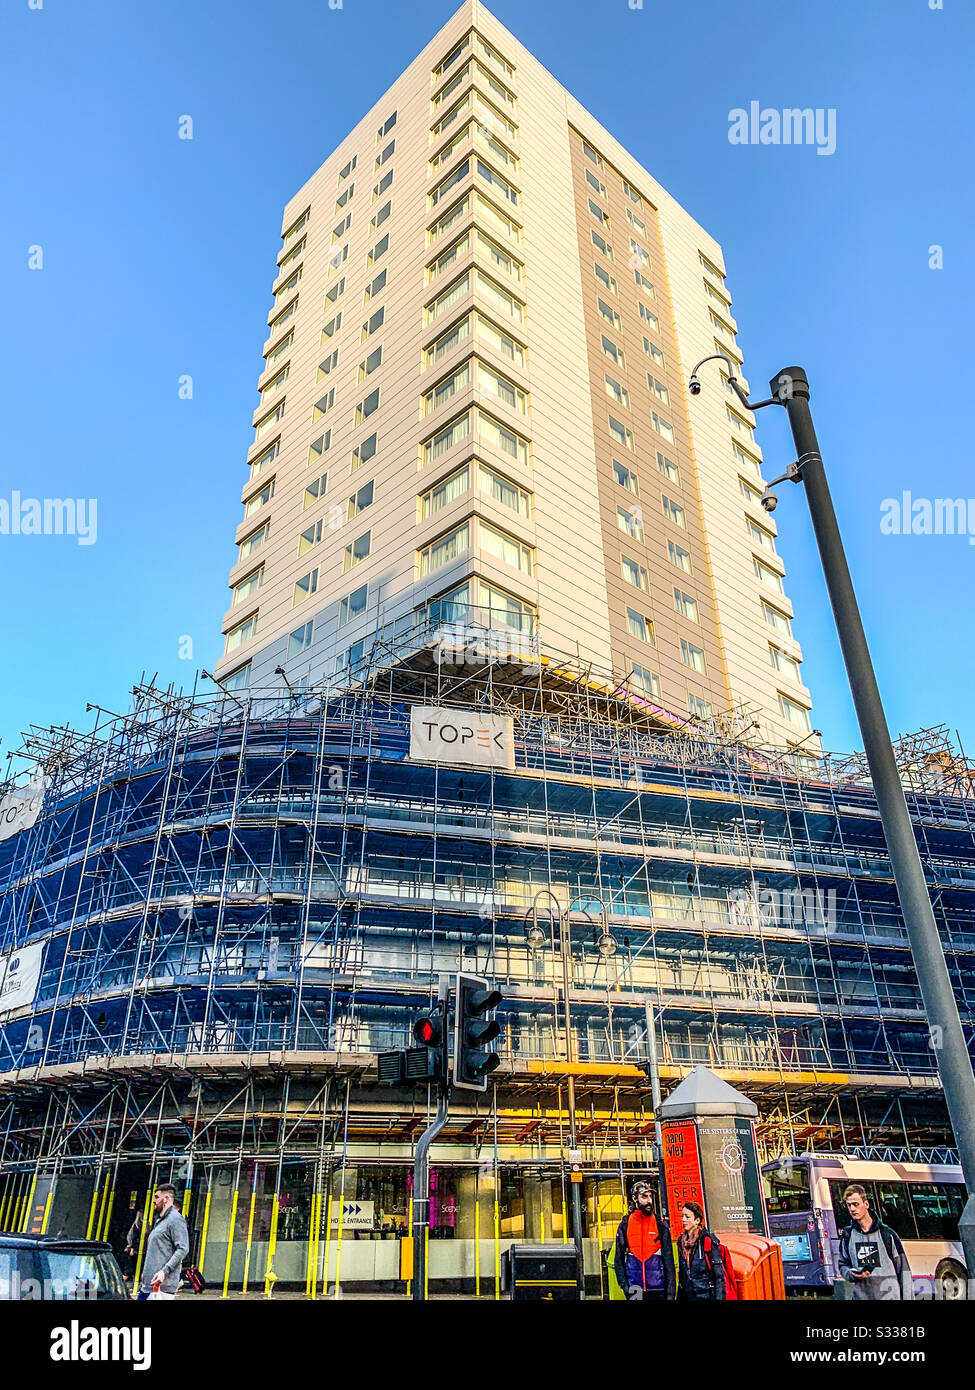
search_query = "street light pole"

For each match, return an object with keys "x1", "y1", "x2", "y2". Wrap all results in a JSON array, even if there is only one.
[{"x1": 688, "y1": 356, "x2": 975, "y2": 1285}]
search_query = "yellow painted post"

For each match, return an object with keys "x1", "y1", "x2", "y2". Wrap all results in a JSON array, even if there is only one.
[
  {"x1": 595, "y1": 1197, "x2": 605, "y2": 1300},
  {"x1": 474, "y1": 1180, "x2": 481, "y2": 1299},
  {"x1": 21, "y1": 1176, "x2": 37, "y2": 1233},
  {"x1": 198, "y1": 1189, "x2": 212, "y2": 1279},
  {"x1": 494, "y1": 1191, "x2": 501, "y2": 1300},
  {"x1": 264, "y1": 1195, "x2": 280, "y2": 1298},
  {"x1": 310, "y1": 1192, "x2": 321, "y2": 1300},
  {"x1": 241, "y1": 1189, "x2": 257, "y2": 1295},
  {"x1": 405, "y1": 1196, "x2": 413, "y2": 1298},
  {"x1": 41, "y1": 1184, "x2": 55, "y2": 1235},
  {"x1": 305, "y1": 1193, "x2": 315, "y2": 1298},
  {"x1": 85, "y1": 1176, "x2": 101, "y2": 1240},
  {"x1": 330, "y1": 1193, "x2": 343, "y2": 1298},
  {"x1": 100, "y1": 1182, "x2": 117, "y2": 1245},
  {"x1": 424, "y1": 1226, "x2": 430, "y2": 1300},
  {"x1": 561, "y1": 1191, "x2": 569, "y2": 1243},
  {"x1": 133, "y1": 1184, "x2": 153, "y2": 1289},
  {"x1": 0, "y1": 1182, "x2": 11, "y2": 1231},
  {"x1": 222, "y1": 1189, "x2": 239, "y2": 1299}
]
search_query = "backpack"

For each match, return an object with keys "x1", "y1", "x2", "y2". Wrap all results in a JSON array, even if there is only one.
[
  {"x1": 183, "y1": 1265, "x2": 207, "y2": 1294},
  {"x1": 702, "y1": 1234, "x2": 739, "y2": 1299}
]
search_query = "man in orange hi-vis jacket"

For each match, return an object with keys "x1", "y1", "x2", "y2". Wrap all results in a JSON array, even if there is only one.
[{"x1": 613, "y1": 1179, "x2": 676, "y2": 1301}]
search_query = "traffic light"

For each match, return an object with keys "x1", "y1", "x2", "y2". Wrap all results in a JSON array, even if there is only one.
[
  {"x1": 454, "y1": 973, "x2": 503, "y2": 1092},
  {"x1": 409, "y1": 1003, "x2": 447, "y2": 1084}
]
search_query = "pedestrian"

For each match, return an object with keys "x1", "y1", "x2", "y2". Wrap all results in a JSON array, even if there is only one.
[
  {"x1": 676, "y1": 1201, "x2": 725, "y2": 1301},
  {"x1": 136, "y1": 1184, "x2": 190, "y2": 1302},
  {"x1": 613, "y1": 1178, "x2": 675, "y2": 1301},
  {"x1": 123, "y1": 1205, "x2": 143, "y2": 1283},
  {"x1": 836, "y1": 1183, "x2": 913, "y2": 1300}
]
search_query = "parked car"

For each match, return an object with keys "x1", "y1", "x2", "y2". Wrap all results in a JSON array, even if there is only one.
[{"x1": 0, "y1": 1232, "x2": 129, "y2": 1300}]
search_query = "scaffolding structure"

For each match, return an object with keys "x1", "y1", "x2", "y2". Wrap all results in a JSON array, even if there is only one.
[{"x1": 1, "y1": 643, "x2": 973, "y2": 1284}]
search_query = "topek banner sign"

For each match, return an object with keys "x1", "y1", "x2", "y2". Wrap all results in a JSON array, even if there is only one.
[
  {"x1": 0, "y1": 772, "x2": 47, "y2": 844},
  {"x1": 409, "y1": 707, "x2": 515, "y2": 770},
  {"x1": 0, "y1": 941, "x2": 44, "y2": 1015}
]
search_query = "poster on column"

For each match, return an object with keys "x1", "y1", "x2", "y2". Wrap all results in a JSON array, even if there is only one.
[
  {"x1": 696, "y1": 1117, "x2": 768, "y2": 1234},
  {"x1": 0, "y1": 942, "x2": 45, "y2": 1016},
  {"x1": 662, "y1": 1121, "x2": 706, "y2": 1232}
]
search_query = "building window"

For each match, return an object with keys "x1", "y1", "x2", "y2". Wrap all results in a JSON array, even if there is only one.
[
  {"x1": 224, "y1": 662, "x2": 251, "y2": 691},
  {"x1": 421, "y1": 463, "x2": 470, "y2": 517},
  {"x1": 361, "y1": 305, "x2": 385, "y2": 339},
  {"x1": 322, "y1": 312, "x2": 343, "y2": 339},
  {"x1": 324, "y1": 280, "x2": 346, "y2": 309},
  {"x1": 367, "y1": 233, "x2": 390, "y2": 266},
  {"x1": 313, "y1": 389, "x2": 335, "y2": 421},
  {"x1": 674, "y1": 588, "x2": 698, "y2": 622},
  {"x1": 778, "y1": 694, "x2": 811, "y2": 732},
  {"x1": 680, "y1": 639, "x2": 706, "y2": 674},
  {"x1": 423, "y1": 410, "x2": 471, "y2": 465},
  {"x1": 668, "y1": 541, "x2": 692, "y2": 573},
  {"x1": 344, "y1": 532, "x2": 371, "y2": 571},
  {"x1": 309, "y1": 434, "x2": 330, "y2": 466},
  {"x1": 358, "y1": 346, "x2": 383, "y2": 381},
  {"x1": 631, "y1": 666, "x2": 660, "y2": 698},
  {"x1": 426, "y1": 315, "x2": 472, "y2": 366},
  {"x1": 621, "y1": 555, "x2": 649, "y2": 591},
  {"x1": 327, "y1": 245, "x2": 348, "y2": 274},
  {"x1": 652, "y1": 412, "x2": 674, "y2": 444},
  {"x1": 364, "y1": 268, "x2": 387, "y2": 303},
  {"x1": 657, "y1": 452, "x2": 679, "y2": 484},
  {"x1": 370, "y1": 201, "x2": 392, "y2": 232},
  {"x1": 348, "y1": 480, "x2": 374, "y2": 519},
  {"x1": 479, "y1": 518, "x2": 533, "y2": 573},
  {"x1": 762, "y1": 601, "x2": 792, "y2": 637},
  {"x1": 648, "y1": 376, "x2": 669, "y2": 404},
  {"x1": 626, "y1": 609, "x2": 654, "y2": 644},
  {"x1": 338, "y1": 156, "x2": 357, "y2": 181},
  {"x1": 427, "y1": 272, "x2": 471, "y2": 322},
  {"x1": 601, "y1": 334, "x2": 624, "y2": 366},
  {"x1": 614, "y1": 460, "x2": 638, "y2": 494},
  {"x1": 754, "y1": 556, "x2": 784, "y2": 593},
  {"x1": 635, "y1": 272, "x2": 655, "y2": 297},
  {"x1": 233, "y1": 566, "x2": 264, "y2": 605},
  {"x1": 477, "y1": 409, "x2": 528, "y2": 463},
  {"x1": 627, "y1": 209, "x2": 648, "y2": 236},
  {"x1": 728, "y1": 407, "x2": 754, "y2": 439},
  {"x1": 225, "y1": 613, "x2": 258, "y2": 653},
  {"x1": 339, "y1": 584, "x2": 368, "y2": 626},
  {"x1": 335, "y1": 185, "x2": 355, "y2": 210},
  {"x1": 284, "y1": 209, "x2": 309, "y2": 242},
  {"x1": 274, "y1": 269, "x2": 301, "y2": 302},
  {"x1": 591, "y1": 229, "x2": 614, "y2": 260},
  {"x1": 630, "y1": 240, "x2": 650, "y2": 268},
  {"x1": 244, "y1": 479, "x2": 274, "y2": 516},
  {"x1": 304, "y1": 473, "x2": 328, "y2": 509},
  {"x1": 689, "y1": 695, "x2": 713, "y2": 719},
  {"x1": 238, "y1": 524, "x2": 269, "y2": 561},
  {"x1": 249, "y1": 439, "x2": 280, "y2": 480},
  {"x1": 594, "y1": 263, "x2": 618, "y2": 295},
  {"x1": 586, "y1": 168, "x2": 607, "y2": 198},
  {"x1": 351, "y1": 433, "x2": 378, "y2": 470},
  {"x1": 478, "y1": 462, "x2": 531, "y2": 516},
  {"x1": 293, "y1": 569, "x2": 319, "y2": 605},
  {"x1": 476, "y1": 359, "x2": 526, "y2": 412},
  {"x1": 375, "y1": 138, "x2": 395, "y2": 169},
  {"x1": 589, "y1": 199, "x2": 609, "y2": 227},
  {"x1": 734, "y1": 442, "x2": 762, "y2": 476},
  {"x1": 662, "y1": 496, "x2": 685, "y2": 528},
  {"x1": 739, "y1": 476, "x2": 763, "y2": 506},
  {"x1": 582, "y1": 139, "x2": 603, "y2": 168},
  {"x1": 609, "y1": 416, "x2": 633, "y2": 450},
  {"x1": 424, "y1": 361, "x2": 470, "y2": 415},
  {"x1": 747, "y1": 517, "x2": 776, "y2": 552},
  {"x1": 431, "y1": 159, "x2": 471, "y2": 208},
  {"x1": 605, "y1": 375, "x2": 629, "y2": 408},
  {"x1": 476, "y1": 158, "x2": 519, "y2": 205},
  {"x1": 598, "y1": 298, "x2": 622, "y2": 331},
  {"x1": 476, "y1": 314, "x2": 525, "y2": 365},
  {"x1": 419, "y1": 521, "x2": 470, "y2": 576},
  {"x1": 317, "y1": 351, "x2": 339, "y2": 381},
  {"x1": 623, "y1": 180, "x2": 643, "y2": 206},
  {"x1": 287, "y1": 621, "x2": 314, "y2": 659},
  {"x1": 255, "y1": 401, "x2": 284, "y2": 439},
  {"x1": 644, "y1": 337, "x2": 665, "y2": 367},
  {"x1": 268, "y1": 299, "x2": 297, "y2": 336},
  {"x1": 265, "y1": 330, "x2": 293, "y2": 365},
  {"x1": 298, "y1": 520, "x2": 323, "y2": 556},
  {"x1": 617, "y1": 506, "x2": 643, "y2": 541},
  {"x1": 770, "y1": 645, "x2": 802, "y2": 682},
  {"x1": 332, "y1": 213, "x2": 352, "y2": 243},
  {"x1": 356, "y1": 388, "x2": 380, "y2": 424},
  {"x1": 639, "y1": 304, "x2": 659, "y2": 332}
]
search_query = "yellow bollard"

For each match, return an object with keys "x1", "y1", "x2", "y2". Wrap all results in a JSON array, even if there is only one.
[
  {"x1": 198, "y1": 1189, "x2": 212, "y2": 1279},
  {"x1": 265, "y1": 1195, "x2": 280, "y2": 1298},
  {"x1": 494, "y1": 1193, "x2": 501, "y2": 1300},
  {"x1": 241, "y1": 1189, "x2": 257, "y2": 1295},
  {"x1": 21, "y1": 1176, "x2": 37, "y2": 1233},
  {"x1": 133, "y1": 1185, "x2": 153, "y2": 1290},
  {"x1": 222, "y1": 1189, "x2": 239, "y2": 1299}
]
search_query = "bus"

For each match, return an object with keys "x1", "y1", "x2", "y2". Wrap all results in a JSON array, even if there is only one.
[{"x1": 762, "y1": 1153, "x2": 969, "y2": 1299}]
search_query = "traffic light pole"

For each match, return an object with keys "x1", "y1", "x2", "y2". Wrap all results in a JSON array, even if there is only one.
[
  {"x1": 769, "y1": 365, "x2": 975, "y2": 1286},
  {"x1": 411, "y1": 978, "x2": 450, "y2": 1303}
]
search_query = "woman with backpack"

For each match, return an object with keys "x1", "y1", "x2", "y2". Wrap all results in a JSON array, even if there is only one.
[{"x1": 676, "y1": 1201, "x2": 726, "y2": 1301}]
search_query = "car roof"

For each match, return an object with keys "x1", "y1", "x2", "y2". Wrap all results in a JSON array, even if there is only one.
[{"x1": 0, "y1": 1231, "x2": 113, "y2": 1251}]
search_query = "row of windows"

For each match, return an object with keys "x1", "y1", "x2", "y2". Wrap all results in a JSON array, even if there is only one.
[{"x1": 418, "y1": 515, "x2": 534, "y2": 579}]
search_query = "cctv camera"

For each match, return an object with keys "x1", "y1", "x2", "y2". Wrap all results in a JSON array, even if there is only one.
[
  {"x1": 761, "y1": 490, "x2": 777, "y2": 513},
  {"x1": 688, "y1": 375, "x2": 702, "y2": 396}
]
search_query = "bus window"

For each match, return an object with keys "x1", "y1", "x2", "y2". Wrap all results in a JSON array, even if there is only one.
[
  {"x1": 874, "y1": 1184, "x2": 918, "y2": 1240},
  {"x1": 911, "y1": 1183, "x2": 965, "y2": 1240},
  {"x1": 763, "y1": 1161, "x2": 811, "y2": 1213},
  {"x1": 829, "y1": 1179, "x2": 879, "y2": 1233}
]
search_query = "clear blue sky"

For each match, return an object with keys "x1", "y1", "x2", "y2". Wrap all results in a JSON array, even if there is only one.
[{"x1": 1, "y1": 0, "x2": 972, "y2": 768}]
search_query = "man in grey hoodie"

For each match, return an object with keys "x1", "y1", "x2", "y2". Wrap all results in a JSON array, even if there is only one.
[
  {"x1": 138, "y1": 1185, "x2": 190, "y2": 1301},
  {"x1": 836, "y1": 1184, "x2": 913, "y2": 1300}
]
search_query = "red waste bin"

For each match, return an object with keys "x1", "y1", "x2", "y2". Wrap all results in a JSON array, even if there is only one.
[{"x1": 717, "y1": 1232, "x2": 786, "y2": 1300}]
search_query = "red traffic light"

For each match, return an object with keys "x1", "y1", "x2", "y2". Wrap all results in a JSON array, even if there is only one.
[{"x1": 415, "y1": 1017, "x2": 437, "y2": 1045}]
